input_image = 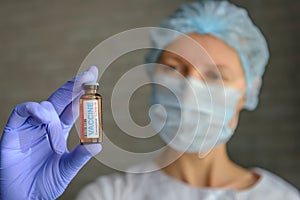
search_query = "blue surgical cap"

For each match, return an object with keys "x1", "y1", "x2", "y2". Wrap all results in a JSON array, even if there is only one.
[{"x1": 146, "y1": 0, "x2": 269, "y2": 110}]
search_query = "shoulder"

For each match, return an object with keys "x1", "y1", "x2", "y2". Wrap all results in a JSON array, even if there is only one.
[
  {"x1": 76, "y1": 162, "x2": 159, "y2": 200},
  {"x1": 247, "y1": 168, "x2": 299, "y2": 199},
  {"x1": 75, "y1": 173, "x2": 126, "y2": 200}
]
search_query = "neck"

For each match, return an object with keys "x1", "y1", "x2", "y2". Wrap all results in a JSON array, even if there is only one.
[{"x1": 156, "y1": 144, "x2": 259, "y2": 189}]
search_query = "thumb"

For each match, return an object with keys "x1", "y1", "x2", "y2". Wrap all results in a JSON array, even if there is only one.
[{"x1": 59, "y1": 144, "x2": 102, "y2": 182}]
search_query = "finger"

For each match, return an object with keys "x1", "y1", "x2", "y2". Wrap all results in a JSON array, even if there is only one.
[
  {"x1": 60, "y1": 94, "x2": 81, "y2": 128},
  {"x1": 59, "y1": 144, "x2": 102, "y2": 182},
  {"x1": 6, "y1": 102, "x2": 50, "y2": 129},
  {"x1": 48, "y1": 66, "x2": 98, "y2": 116},
  {"x1": 40, "y1": 101, "x2": 66, "y2": 154}
]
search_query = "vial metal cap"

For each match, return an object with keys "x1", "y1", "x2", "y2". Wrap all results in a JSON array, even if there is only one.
[{"x1": 82, "y1": 82, "x2": 99, "y2": 90}]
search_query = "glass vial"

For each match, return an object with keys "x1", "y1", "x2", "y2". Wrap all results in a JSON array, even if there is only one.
[{"x1": 79, "y1": 82, "x2": 103, "y2": 143}]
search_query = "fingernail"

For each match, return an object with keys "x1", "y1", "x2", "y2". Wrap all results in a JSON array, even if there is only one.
[{"x1": 88, "y1": 65, "x2": 98, "y2": 71}]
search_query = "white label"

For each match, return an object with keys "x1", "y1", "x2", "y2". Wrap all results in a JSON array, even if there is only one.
[{"x1": 83, "y1": 100, "x2": 99, "y2": 138}]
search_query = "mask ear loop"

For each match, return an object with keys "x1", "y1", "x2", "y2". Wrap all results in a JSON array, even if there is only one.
[{"x1": 229, "y1": 89, "x2": 246, "y2": 133}]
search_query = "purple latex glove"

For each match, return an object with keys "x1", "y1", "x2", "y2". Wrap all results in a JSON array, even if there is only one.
[{"x1": 0, "y1": 66, "x2": 102, "y2": 199}]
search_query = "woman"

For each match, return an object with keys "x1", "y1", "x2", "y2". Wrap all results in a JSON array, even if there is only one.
[
  {"x1": 0, "y1": 0, "x2": 299, "y2": 199},
  {"x1": 76, "y1": 1, "x2": 299, "y2": 199}
]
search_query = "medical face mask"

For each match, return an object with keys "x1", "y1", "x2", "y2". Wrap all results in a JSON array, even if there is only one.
[{"x1": 149, "y1": 74, "x2": 242, "y2": 154}]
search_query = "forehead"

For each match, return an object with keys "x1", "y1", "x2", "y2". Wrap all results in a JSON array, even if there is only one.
[{"x1": 161, "y1": 33, "x2": 243, "y2": 73}]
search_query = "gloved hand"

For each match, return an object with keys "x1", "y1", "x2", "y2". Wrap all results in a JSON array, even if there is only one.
[{"x1": 0, "y1": 66, "x2": 102, "y2": 200}]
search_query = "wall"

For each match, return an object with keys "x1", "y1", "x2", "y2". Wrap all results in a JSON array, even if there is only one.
[{"x1": 0, "y1": 0, "x2": 299, "y2": 199}]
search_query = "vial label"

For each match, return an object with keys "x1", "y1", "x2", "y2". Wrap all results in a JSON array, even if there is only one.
[{"x1": 83, "y1": 100, "x2": 99, "y2": 138}]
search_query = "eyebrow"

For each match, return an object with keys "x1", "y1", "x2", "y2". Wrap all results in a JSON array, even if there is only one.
[
  {"x1": 160, "y1": 51, "x2": 233, "y2": 73},
  {"x1": 216, "y1": 64, "x2": 230, "y2": 68},
  {"x1": 206, "y1": 64, "x2": 232, "y2": 72},
  {"x1": 160, "y1": 51, "x2": 192, "y2": 66}
]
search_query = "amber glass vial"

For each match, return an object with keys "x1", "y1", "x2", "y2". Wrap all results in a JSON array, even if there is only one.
[{"x1": 79, "y1": 82, "x2": 103, "y2": 143}]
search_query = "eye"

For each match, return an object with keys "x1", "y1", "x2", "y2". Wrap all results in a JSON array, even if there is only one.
[
  {"x1": 204, "y1": 70, "x2": 222, "y2": 81},
  {"x1": 156, "y1": 63, "x2": 184, "y2": 76},
  {"x1": 166, "y1": 65, "x2": 178, "y2": 70},
  {"x1": 156, "y1": 54, "x2": 188, "y2": 76},
  {"x1": 161, "y1": 65, "x2": 178, "y2": 73}
]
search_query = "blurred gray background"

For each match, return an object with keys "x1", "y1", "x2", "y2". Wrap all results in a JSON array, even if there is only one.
[{"x1": 0, "y1": 0, "x2": 299, "y2": 199}]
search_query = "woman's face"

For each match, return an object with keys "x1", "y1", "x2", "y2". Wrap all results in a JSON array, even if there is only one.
[{"x1": 156, "y1": 33, "x2": 246, "y2": 128}]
